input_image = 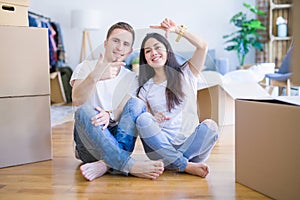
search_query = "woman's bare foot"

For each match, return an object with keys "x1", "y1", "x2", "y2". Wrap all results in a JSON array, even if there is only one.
[
  {"x1": 184, "y1": 162, "x2": 209, "y2": 178},
  {"x1": 80, "y1": 160, "x2": 108, "y2": 181},
  {"x1": 130, "y1": 160, "x2": 164, "y2": 180}
]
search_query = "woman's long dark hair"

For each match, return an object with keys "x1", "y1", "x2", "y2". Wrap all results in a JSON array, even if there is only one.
[{"x1": 137, "y1": 32, "x2": 185, "y2": 111}]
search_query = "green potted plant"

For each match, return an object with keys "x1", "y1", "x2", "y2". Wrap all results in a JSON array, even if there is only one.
[
  {"x1": 223, "y1": 2, "x2": 266, "y2": 67},
  {"x1": 131, "y1": 56, "x2": 140, "y2": 74}
]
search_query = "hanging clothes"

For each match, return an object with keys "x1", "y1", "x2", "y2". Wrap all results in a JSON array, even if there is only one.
[
  {"x1": 50, "y1": 22, "x2": 66, "y2": 67},
  {"x1": 28, "y1": 12, "x2": 66, "y2": 72}
]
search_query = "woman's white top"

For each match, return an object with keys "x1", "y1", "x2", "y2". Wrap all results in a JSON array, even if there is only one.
[{"x1": 138, "y1": 64, "x2": 199, "y2": 145}]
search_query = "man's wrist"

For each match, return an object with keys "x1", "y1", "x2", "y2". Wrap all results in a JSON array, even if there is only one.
[{"x1": 106, "y1": 110, "x2": 115, "y2": 121}]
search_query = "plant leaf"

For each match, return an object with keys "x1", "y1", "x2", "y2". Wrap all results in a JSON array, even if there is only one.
[
  {"x1": 223, "y1": 2, "x2": 266, "y2": 65},
  {"x1": 230, "y1": 12, "x2": 243, "y2": 22}
]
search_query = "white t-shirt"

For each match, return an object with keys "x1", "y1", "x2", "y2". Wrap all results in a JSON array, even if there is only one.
[
  {"x1": 138, "y1": 65, "x2": 199, "y2": 145},
  {"x1": 70, "y1": 60, "x2": 138, "y2": 112}
]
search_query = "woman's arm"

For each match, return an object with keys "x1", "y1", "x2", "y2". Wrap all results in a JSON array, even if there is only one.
[{"x1": 150, "y1": 18, "x2": 208, "y2": 77}]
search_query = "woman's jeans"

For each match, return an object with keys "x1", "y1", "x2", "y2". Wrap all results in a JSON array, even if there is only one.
[
  {"x1": 73, "y1": 97, "x2": 146, "y2": 175},
  {"x1": 136, "y1": 112, "x2": 219, "y2": 172}
]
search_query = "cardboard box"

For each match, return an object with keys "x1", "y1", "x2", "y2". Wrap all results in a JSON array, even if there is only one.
[
  {"x1": 291, "y1": 1, "x2": 300, "y2": 85},
  {"x1": 50, "y1": 71, "x2": 67, "y2": 105},
  {"x1": 0, "y1": 26, "x2": 51, "y2": 168},
  {"x1": 235, "y1": 96, "x2": 300, "y2": 199},
  {"x1": 0, "y1": 0, "x2": 30, "y2": 26},
  {"x1": 197, "y1": 71, "x2": 270, "y2": 126},
  {"x1": 0, "y1": 96, "x2": 52, "y2": 168},
  {"x1": 0, "y1": 26, "x2": 49, "y2": 97}
]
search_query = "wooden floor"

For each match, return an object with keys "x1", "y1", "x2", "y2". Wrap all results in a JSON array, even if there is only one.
[{"x1": 0, "y1": 120, "x2": 271, "y2": 200}]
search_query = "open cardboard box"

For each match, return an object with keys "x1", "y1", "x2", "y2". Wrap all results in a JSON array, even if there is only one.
[
  {"x1": 50, "y1": 71, "x2": 67, "y2": 105},
  {"x1": 235, "y1": 96, "x2": 300, "y2": 199},
  {"x1": 197, "y1": 71, "x2": 270, "y2": 126}
]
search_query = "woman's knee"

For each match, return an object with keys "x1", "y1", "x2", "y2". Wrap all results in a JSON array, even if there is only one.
[
  {"x1": 136, "y1": 112, "x2": 153, "y2": 127},
  {"x1": 195, "y1": 119, "x2": 219, "y2": 143},
  {"x1": 201, "y1": 119, "x2": 219, "y2": 139},
  {"x1": 202, "y1": 119, "x2": 219, "y2": 133},
  {"x1": 136, "y1": 113, "x2": 160, "y2": 138}
]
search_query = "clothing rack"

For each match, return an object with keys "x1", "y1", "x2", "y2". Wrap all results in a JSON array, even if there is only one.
[{"x1": 28, "y1": 11, "x2": 51, "y2": 21}]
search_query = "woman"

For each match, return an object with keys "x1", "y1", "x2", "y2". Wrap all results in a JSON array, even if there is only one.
[{"x1": 136, "y1": 18, "x2": 219, "y2": 178}]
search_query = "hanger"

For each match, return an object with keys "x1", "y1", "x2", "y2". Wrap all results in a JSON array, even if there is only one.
[{"x1": 28, "y1": 11, "x2": 51, "y2": 21}]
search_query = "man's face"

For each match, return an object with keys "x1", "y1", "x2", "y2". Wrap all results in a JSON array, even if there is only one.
[{"x1": 104, "y1": 28, "x2": 133, "y2": 62}]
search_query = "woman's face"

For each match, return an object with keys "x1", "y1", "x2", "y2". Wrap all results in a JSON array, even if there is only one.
[{"x1": 143, "y1": 38, "x2": 167, "y2": 69}]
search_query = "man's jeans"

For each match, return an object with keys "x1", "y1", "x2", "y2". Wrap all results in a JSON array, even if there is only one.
[{"x1": 74, "y1": 97, "x2": 146, "y2": 175}]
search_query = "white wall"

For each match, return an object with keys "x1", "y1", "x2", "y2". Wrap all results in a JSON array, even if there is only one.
[{"x1": 29, "y1": 0, "x2": 256, "y2": 71}]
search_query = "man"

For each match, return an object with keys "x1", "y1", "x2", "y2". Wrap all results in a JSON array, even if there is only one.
[{"x1": 70, "y1": 22, "x2": 164, "y2": 181}]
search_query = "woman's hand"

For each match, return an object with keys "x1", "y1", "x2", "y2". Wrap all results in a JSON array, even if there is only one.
[
  {"x1": 154, "y1": 112, "x2": 170, "y2": 124},
  {"x1": 150, "y1": 18, "x2": 179, "y2": 38},
  {"x1": 91, "y1": 106, "x2": 110, "y2": 130}
]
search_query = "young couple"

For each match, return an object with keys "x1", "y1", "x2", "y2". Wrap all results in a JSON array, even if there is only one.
[{"x1": 70, "y1": 18, "x2": 219, "y2": 181}]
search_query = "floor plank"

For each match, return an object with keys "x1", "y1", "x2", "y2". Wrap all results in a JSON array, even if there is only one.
[{"x1": 0, "y1": 121, "x2": 271, "y2": 200}]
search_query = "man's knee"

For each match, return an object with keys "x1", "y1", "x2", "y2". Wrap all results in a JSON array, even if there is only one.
[
  {"x1": 126, "y1": 97, "x2": 146, "y2": 115},
  {"x1": 128, "y1": 97, "x2": 146, "y2": 108},
  {"x1": 75, "y1": 104, "x2": 97, "y2": 121}
]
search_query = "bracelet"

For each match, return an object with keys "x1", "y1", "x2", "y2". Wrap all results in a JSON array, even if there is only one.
[
  {"x1": 105, "y1": 110, "x2": 114, "y2": 120},
  {"x1": 106, "y1": 110, "x2": 117, "y2": 125},
  {"x1": 175, "y1": 25, "x2": 187, "y2": 42}
]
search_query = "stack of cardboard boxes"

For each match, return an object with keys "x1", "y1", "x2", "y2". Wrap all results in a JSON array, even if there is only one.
[{"x1": 0, "y1": 0, "x2": 52, "y2": 168}]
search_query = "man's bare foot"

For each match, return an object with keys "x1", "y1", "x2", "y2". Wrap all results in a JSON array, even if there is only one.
[
  {"x1": 80, "y1": 160, "x2": 108, "y2": 181},
  {"x1": 130, "y1": 160, "x2": 164, "y2": 180},
  {"x1": 184, "y1": 162, "x2": 209, "y2": 178}
]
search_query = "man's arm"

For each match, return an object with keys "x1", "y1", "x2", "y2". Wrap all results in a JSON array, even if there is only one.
[
  {"x1": 71, "y1": 59, "x2": 126, "y2": 107},
  {"x1": 71, "y1": 74, "x2": 97, "y2": 107}
]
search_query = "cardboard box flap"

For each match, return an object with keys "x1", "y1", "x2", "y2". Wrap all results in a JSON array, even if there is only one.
[
  {"x1": 198, "y1": 71, "x2": 224, "y2": 90},
  {"x1": 198, "y1": 71, "x2": 271, "y2": 100},
  {"x1": 222, "y1": 83, "x2": 271, "y2": 99},
  {"x1": 237, "y1": 96, "x2": 300, "y2": 106},
  {"x1": 197, "y1": 82, "x2": 218, "y2": 90},
  {"x1": 275, "y1": 96, "x2": 300, "y2": 106}
]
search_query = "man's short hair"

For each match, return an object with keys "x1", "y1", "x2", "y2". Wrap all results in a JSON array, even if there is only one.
[{"x1": 106, "y1": 22, "x2": 135, "y2": 46}]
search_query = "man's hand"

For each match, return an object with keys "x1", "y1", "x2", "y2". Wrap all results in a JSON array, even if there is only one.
[
  {"x1": 93, "y1": 53, "x2": 126, "y2": 81},
  {"x1": 91, "y1": 106, "x2": 110, "y2": 130}
]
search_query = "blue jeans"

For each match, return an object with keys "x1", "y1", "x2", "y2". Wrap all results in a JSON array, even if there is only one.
[
  {"x1": 74, "y1": 97, "x2": 146, "y2": 175},
  {"x1": 136, "y1": 112, "x2": 219, "y2": 172}
]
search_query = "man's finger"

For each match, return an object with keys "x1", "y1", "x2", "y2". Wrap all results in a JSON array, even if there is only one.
[
  {"x1": 102, "y1": 122, "x2": 109, "y2": 130},
  {"x1": 110, "y1": 61, "x2": 126, "y2": 68},
  {"x1": 94, "y1": 106, "x2": 103, "y2": 112}
]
